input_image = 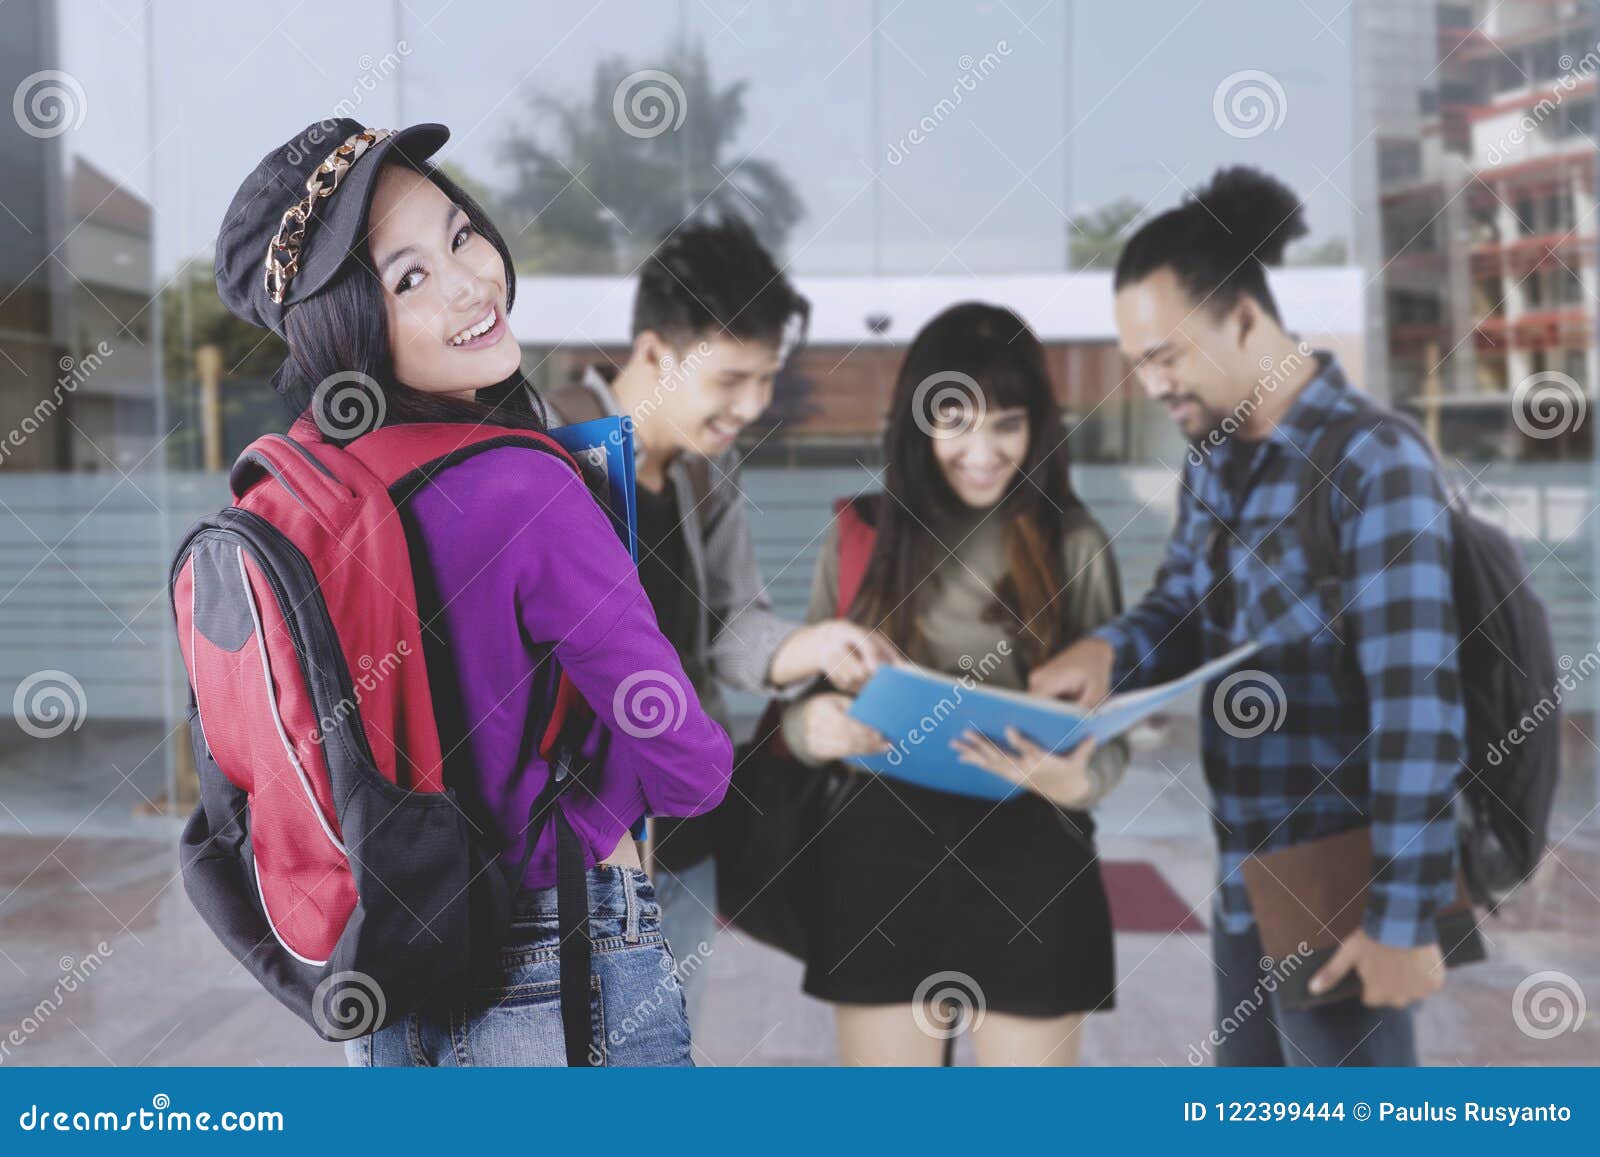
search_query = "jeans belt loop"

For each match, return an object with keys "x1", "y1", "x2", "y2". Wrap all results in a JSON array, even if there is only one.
[{"x1": 623, "y1": 869, "x2": 641, "y2": 944}]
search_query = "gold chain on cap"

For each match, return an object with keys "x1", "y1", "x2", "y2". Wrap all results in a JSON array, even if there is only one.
[{"x1": 263, "y1": 128, "x2": 395, "y2": 305}]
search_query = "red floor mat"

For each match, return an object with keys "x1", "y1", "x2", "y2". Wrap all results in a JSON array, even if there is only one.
[{"x1": 1104, "y1": 859, "x2": 1206, "y2": 934}]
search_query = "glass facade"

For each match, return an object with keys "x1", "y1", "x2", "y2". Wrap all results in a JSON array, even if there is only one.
[{"x1": 0, "y1": 0, "x2": 1595, "y2": 1066}]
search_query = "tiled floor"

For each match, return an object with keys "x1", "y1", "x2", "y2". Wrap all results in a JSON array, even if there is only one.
[{"x1": 1, "y1": 718, "x2": 1597, "y2": 1066}]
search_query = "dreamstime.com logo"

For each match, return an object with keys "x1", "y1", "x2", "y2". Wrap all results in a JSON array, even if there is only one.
[
  {"x1": 1211, "y1": 669, "x2": 1287, "y2": 739},
  {"x1": 1482, "y1": 39, "x2": 1600, "y2": 166},
  {"x1": 587, "y1": 938, "x2": 710, "y2": 1065},
  {"x1": 312, "y1": 371, "x2": 387, "y2": 440},
  {"x1": 612, "y1": 670, "x2": 689, "y2": 739},
  {"x1": 885, "y1": 40, "x2": 1013, "y2": 165},
  {"x1": 0, "y1": 942, "x2": 114, "y2": 1065},
  {"x1": 883, "y1": 641, "x2": 1012, "y2": 768},
  {"x1": 912, "y1": 971, "x2": 986, "y2": 1039},
  {"x1": 17, "y1": 1094, "x2": 284, "y2": 1134},
  {"x1": 284, "y1": 42, "x2": 413, "y2": 165},
  {"x1": 1187, "y1": 941, "x2": 1312, "y2": 1065},
  {"x1": 1, "y1": 342, "x2": 115, "y2": 467},
  {"x1": 1188, "y1": 341, "x2": 1315, "y2": 466},
  {"x1": 13, "y1": 670, "x2": 88, "y2": 739},
  {"x1": 1512, "y1": 970, "x2": 1586, "y2": 1040},
  {"x1": 612, "y1": 69, "x2": 687, "y2": 139},
  {"x1": 310, "y1": 642, "x2": 411, "y2": 745},
  {"x1": 1212, "y1": 69, "x2": 1287, "y2": 139},
  {"x1": 311, "y1": 971, "x2": 387, "y2": 1040},
  {"x1": 13, "y1": 69, "x2": 86, "y2": 138},
  {"x1": 911, "y1": 370, "x2": 987, "y2": 440},
  {"x1": 1483, "y1": 645, "x2": 1599, "y2": 769},
  {"x1": 1512, "y1": 371, "x2": 1586, "y2": 441}
]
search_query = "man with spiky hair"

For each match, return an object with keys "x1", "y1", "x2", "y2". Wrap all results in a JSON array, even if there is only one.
[{"x1": 549, "y1": 217, "x2": 894, "y2": 1033}]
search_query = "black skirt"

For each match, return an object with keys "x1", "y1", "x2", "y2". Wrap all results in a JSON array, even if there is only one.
[{"x1": 803, "y1": 773, "x2": 1115, "y2": 1017}]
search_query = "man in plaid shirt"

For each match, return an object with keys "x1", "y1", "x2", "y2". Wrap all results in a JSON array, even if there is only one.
[{"x1": 1030, "y1": 169, "x2": 1463, "y2": 1066}]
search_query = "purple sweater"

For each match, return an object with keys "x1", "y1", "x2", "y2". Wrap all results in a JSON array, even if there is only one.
[{"x1": 405, "y1": 445, "x2": 733, "y2": 888}]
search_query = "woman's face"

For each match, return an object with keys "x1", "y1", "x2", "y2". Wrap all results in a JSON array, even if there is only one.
[
  {"x1": 929, "y1": 404, "x2": 1029, "y2": 509},
  {"x1": 366, "y1": 165, "x2": 520, "y2": 399}
]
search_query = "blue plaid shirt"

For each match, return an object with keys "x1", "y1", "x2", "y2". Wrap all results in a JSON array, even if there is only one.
[{"x1": 1095, "y1": 353, "x2": 1464, "y2": 948}]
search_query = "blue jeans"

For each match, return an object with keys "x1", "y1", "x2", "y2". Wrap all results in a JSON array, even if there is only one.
[
  {"x1": 1209, "y1": 916, "x2": 1418, "y2": 1066},
  {"x1": 345, "y1": 866, "x2": 693, "y2": 1067},
  {"x1": 652, "y1": 855, "x2": 719, "y2": 1032}
]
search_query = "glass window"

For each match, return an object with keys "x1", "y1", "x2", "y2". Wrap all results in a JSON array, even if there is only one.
[{"x1": 3, "y1": 0, "x2": 1595, "y2": 1070}]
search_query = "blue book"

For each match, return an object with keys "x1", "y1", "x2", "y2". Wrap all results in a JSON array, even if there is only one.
[
  {"x1": 846, "y1": 643, "x2": 1261, "y2": 800},
  {"x1": 548, "y1": 414, "x2": 639, "y2": 562},
  {"x1": 550, "y1": 413, "x2": 645, "y2": 839}
]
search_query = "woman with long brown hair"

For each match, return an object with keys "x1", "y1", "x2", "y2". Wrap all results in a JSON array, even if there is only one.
[{"x1": 781, "y1": 302, "x2": 1126, "y2": 1065}]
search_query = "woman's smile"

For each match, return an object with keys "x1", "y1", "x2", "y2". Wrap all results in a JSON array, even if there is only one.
[{"x1": 447, "y1": 305, "x2": 507, "y2": 350}]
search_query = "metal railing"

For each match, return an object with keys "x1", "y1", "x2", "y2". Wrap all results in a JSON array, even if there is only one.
[{"x1": 0, "y1": 463, "x2": 1592, "y2": 724}]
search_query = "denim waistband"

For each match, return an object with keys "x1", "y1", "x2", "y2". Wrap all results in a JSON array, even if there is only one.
[{"x1": 510, "y1": 864, "x2": 655, "y2": 922}]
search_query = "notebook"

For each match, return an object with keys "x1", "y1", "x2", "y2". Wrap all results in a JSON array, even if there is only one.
[
  {"x1": 845, "y1": 643, "x2": 1260, "y2": 800},
  {"x1": 1240, "y1": 825, "x2": 1486, "y2": 1010}
]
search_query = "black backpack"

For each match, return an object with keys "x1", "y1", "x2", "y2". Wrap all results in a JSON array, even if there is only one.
[{"x1": 1296, "y1": 406, "x2": 1560, "y2": 910}]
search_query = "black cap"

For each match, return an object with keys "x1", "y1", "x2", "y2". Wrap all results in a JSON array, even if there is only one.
[{"x1": 214, "y1": 118, "x2": 449, "y2": 334}]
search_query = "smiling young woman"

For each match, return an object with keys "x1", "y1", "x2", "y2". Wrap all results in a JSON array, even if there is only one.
[
  {"x1": 275, "y1": 157, "x2": 530, "y2": 427},
  {"x1": 211, "y1": 120, "x2": 733, "y2": 1067},
  {"x1": 364, "y1": 165, "x2": 518, "y2": 396},
  {"x1": 780, "y1": 302, "x2": 1128, "y2": 1066}
]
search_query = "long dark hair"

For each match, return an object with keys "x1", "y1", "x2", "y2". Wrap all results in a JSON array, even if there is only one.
[
  {"x1": 277, "y1": 158, "x2": 548, "y2": 439},
  {"x1": 849, "y1": 302, "x2": 1084, "y2": 669}
]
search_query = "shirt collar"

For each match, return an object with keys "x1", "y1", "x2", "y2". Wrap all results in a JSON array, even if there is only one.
[
  {"x1": 579, "y1": 364, "x2": 622, "y2": 417},
  {"x1": 581, "y1": 362, "x2": 670, "y2": 476},
  {"x1": 1192, "y1": 349, "x2": 1350, "y2": 499},
  {"x1": 1261, "y1": 349, "x2": 1353, "y2": 451}
]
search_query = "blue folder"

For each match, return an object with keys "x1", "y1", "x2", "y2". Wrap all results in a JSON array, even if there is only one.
[
  {"x1": 550, "y1": 412, "x2": 645, "y2": 838},
  {"x1": 548, "y1": 414, "x2": 639, "y2": 562},
  {"x1": 846, "y1": 644, "x2": 1260, "y2": 800}
]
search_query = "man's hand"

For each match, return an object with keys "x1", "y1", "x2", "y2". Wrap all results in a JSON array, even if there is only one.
[
  {"x1": 1309, "y1": 929, "x2": 1445, "y2": 1008},
  {"x1": 796, "y1": 693, "x2": 892, "y2": 763},
  {"x1": 768, "y1": 620, "x2": 900, "y2": 693},
  {"x1": 1027, "y1": 636, "x2": 1115, "y2": 707}
]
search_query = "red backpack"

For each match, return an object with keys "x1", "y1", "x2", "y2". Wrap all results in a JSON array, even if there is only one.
[{"x1": 172, "y1": 415, "x2": 600, "y2": 1062}]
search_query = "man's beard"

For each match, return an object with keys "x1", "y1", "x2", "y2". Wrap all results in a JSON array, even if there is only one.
[{"x1": 1168, "y1": 396, "x2": 1228, "y2": 441}]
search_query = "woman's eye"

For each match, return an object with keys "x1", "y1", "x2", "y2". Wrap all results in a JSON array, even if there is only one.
[
  {"x1": 452, "y1": 224, "x2": 473, "y2": 250},
  {"x1": 395, "y1": 266, "x2": 424, "y2": 294}
]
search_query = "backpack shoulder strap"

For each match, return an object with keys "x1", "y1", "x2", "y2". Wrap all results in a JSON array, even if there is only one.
[
  {"x1": 834, "y1": 496, "x2": 877, "y2": 617},
  {"x1": 1297, "y1": 410, "x2": 1382, "y2": 587},
  {"x1": 308, "y1": 417, "x2": 581, "y2": 498},
  {"x1": 1296, "y1": 404, "x2": 1442, "y2": 587},
  {"x1": 301, "y1": 418, "x2": 597, "y2": 766},
  {"x1": 228, "y1": 430, "x2": 361, "y2": 523}
]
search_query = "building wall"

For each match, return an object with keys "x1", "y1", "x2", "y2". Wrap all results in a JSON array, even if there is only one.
[
  {"x1": 1373, "y1": 0, "x2": 1598, "y2": 460},
  {"x1": 531, "y1": 327, "x2": 1366, "y2": 468},
  {"x1": 0, "y1": 0, "x2": 67, "y2": 473}
]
